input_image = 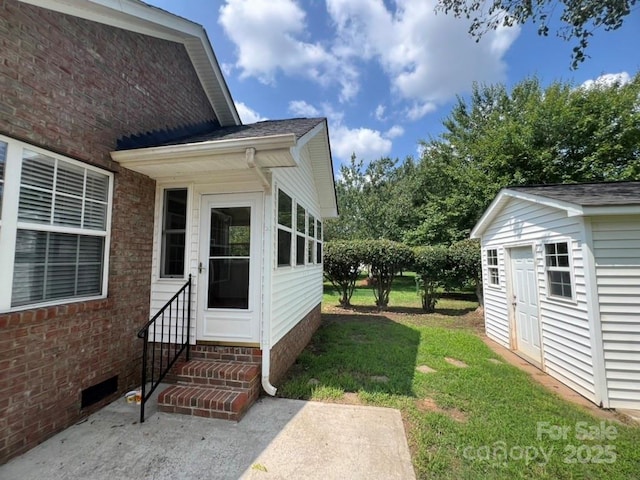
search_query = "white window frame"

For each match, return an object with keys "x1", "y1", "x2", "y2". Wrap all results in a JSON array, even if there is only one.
[
  {"x1": 160, "y1": 188, "x2": 188, "y2": 278},
  {"x1": 315, "y1": 218, "x2": 323, "y2": 265},
  {"x1": 0, "y1": 134, "x2": 113, "y2": 312},
  {"x1": 543, "y1": 240, "x2": 574, "y2": 301},
  {"x1": 486, "y1": 248, "x2": 499, "y2": 287},
  {"x1": 276, "y1": 188, "x2": 293, "y2": 268},
  {"x1": 295, "y1": 202, "x2": 306, "y2": 266}
]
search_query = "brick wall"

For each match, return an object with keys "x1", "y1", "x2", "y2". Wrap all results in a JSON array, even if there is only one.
[
  {"x1": 0, "y1": 0, "x2": 217, "y2": 463},
  {"x1": 269, "y1": 304, "x2": 322, "y2": 386}
]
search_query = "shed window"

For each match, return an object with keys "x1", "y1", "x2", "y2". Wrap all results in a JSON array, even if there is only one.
[
  {"x1": 161, "y1": 189, "x2": 187, "y2": 278},
  {"x1": 0, "y1": 136, "x2": 112, "y2": 310},
  {"x1": 544, "y1": 242, "x2": 573, "y2": 299},
  {"x1": 486, "y1": 249, "x2": 499, "y2": 286},
  {"x1": 277, "y1": 189, "x2": 293, "y2": 267}
]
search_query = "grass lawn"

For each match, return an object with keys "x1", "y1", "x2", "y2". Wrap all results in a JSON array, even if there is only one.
[{"x1": 279, "y1": 276, "x2": 640, "y2": 479}]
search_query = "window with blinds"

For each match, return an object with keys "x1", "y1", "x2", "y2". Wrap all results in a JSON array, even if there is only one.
[{"x1": 0, "y1": 136, "x2": 112, "y2": 310}]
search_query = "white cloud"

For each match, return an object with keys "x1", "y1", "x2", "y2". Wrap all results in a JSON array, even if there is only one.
[
  {"x1": 384, "y1": 125, "x2": 404, "y2": 139},
  {"x1": 406, "y1": 101, "x2": 437, "y2": 121},
  {"x1": 288, "y1": 100, "x2": 320, "y2": 117},
  {"x1": 581, "y1": 72, "x2": 631, "y2": 89},
  {"x1": 235, "y1": 101, "x2": 266, "y2": 124},
  {"x1": 219, "y1": 0, "x2": 359, "y2": 101},
  {"x1": 374, "y1": 104, "x2": 386, "y2": 121},
  {"x1": 220, "y1": 0, "x2": 517, "y2": 113},
  {"x1": 290, "y1": 101, "x2": 393, "y2": 162},
  {"x1": 323, "y1": 105, "x2": 393, "y2": 162},
  {"x1": 327, "y1": 0, "x2": 520, "y2": 118},
  {"x1": 331, "y1": 124, "x2": 393, "y2": 161}
]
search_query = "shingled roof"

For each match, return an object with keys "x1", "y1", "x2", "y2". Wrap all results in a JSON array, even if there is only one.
[
  {"x1": 509, "y1": 181, "x2": 640, "y2": 206},
  {"x1": 116, "y1": 118, "x2": 325, "y2": 150}
]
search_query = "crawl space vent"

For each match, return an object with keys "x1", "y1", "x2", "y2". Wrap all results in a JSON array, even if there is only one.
[{"x1": 81, "y1": 375, "x2": 118, "y2": 409}]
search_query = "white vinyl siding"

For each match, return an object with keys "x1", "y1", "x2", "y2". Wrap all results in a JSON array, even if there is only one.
[
  {"x1": 148, "y1": 172, "x2": 263, "y2": 344},
  {"x1": 271, "y1": 145, "x2": 323, "y2": 345},
  {"x1": 481, "y1": 198, "x2": 596, "y2": 402},
  {"x1": 592, "y1": 215, "x2": 640, "y2": 409},
  {"x1": 0, "y1": 135, "x2": 112, "y2": 312}
]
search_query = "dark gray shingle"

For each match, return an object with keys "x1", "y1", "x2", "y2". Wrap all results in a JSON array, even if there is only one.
[
  {"x1": 510, "y1": 182, "x2": 640, "y2": 206},
  {"x1": 166, "y1": 118, "x2": 326, "y2": 146}
]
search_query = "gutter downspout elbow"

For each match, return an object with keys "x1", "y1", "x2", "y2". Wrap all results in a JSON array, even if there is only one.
[{"x1": 261, "y1": 347, "x2": 277, "y2": 396}]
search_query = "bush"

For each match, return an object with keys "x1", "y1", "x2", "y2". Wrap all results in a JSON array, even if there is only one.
[
  {"x1": 446, "y1": 239, "x2": 482, "y2": 306},
  {"x1": 413, "y1": 245, "x2": 449, "y2": 312},
  {"x1": 323, "y1": 241, "x2": 365, "y2": 307},
  {"x1": 360, "y1": 240, "x2": 414, "y2": 308}
]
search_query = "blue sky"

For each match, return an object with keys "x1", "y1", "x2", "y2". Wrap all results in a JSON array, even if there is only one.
[{"x1": 147, "y1": 0, "x2": 639, "y2": 169}]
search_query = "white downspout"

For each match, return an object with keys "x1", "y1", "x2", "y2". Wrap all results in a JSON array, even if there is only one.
[{"x1": 259, "y1": 172, "x2": 277, "y2": 396}]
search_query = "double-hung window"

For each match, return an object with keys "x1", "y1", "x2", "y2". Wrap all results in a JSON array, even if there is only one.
[
  {"x1": 307, "y1": 214, "x2": 315, "y2": 264},
  {"x1": 0, "y1": 135, "x2": 112, "y2": 310},
  {"x1": 277, "y1": 189, "x2": 293, "y2": 267},
  {"x1": 316, "y1": 219, "x2": 323, "y2": 264},
  {"x1": 544, "y1": 242, "x2": 573, "y2": 299},
  {"x1": 160, "y1": 189, "x2": 187, "y2": 277},
  {"x1": 296, "y1": 204, "x2": 306, "y2": 266},
  {"x1": 486, "y1": 249, "x2": 499, "y2": 286}
]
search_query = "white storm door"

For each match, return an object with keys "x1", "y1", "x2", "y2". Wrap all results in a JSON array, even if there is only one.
[
  {"x1": 510, "y1": 247, "x2": 542, "y2": 362},
  {"x1": 197, "y1": 193, "x2": 262, "y2": 344}
]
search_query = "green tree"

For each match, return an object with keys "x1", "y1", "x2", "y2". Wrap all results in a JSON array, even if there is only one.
[
  {"x1": 436, "y1": 0, "x2": 637, "y2": 67},
  {"x1": 325, "y1": 154, "x2": 417, "y2": 242},
  {"x1": 406, "y1": 74, "x2": 640, "y2": 245},
  {"x1": 446, "y1": 239, "x2": 483, "y2": 306},
  {"x1": 413, "y1": 245, "x2": 449, "y2": 312},
  {"x1": 361, "y1": 240, "x2": 414, "y2": 308},
  {"x1": 323, "y1": 241, "x2": 364, "y2": 307}
]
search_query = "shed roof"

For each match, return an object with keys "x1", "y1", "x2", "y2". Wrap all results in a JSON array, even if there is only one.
[
  {"x1": 471, "y1": 181, "x2": 640, "y2": 238},
  {"x1": 509, "y1": 182, "x2": 640, "y2": 206}
]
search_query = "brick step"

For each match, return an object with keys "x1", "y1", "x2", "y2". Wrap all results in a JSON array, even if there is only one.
[
  {"x1": 157, "y1": 385, "x2": 251, "y2": 421},
  {"x1": 174, "y1": 360, "x2": 260, "y2": 389}
]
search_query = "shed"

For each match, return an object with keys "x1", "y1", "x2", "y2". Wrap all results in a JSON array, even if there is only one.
[{"x1": 471, "y1": 182, "x2": 640, "y2": 409}]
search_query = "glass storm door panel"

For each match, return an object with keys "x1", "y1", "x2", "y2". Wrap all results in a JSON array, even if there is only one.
[
  {"x1": 207, "y1": 207, "x2": 251, "y2": 309},
  {"x1": 198, "y1": 192, "x2": 262, "y2": 345}
]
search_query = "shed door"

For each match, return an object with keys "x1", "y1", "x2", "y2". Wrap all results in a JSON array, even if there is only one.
[
  {"x1": 197, "y1": 193, "x2": 262, "y2": 344},
  {"x1": 510, "y1": 247, "x2": 542, "y2": 362}
]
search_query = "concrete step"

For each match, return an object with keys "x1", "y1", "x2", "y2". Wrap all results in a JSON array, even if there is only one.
[{"x1": 157, "y1": 384, "x2": 251, "y2": 421}]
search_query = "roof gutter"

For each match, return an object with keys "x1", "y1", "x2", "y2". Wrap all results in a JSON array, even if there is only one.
[{"x1": 111, "y1": 133, "x2": 296, "y2": 164}]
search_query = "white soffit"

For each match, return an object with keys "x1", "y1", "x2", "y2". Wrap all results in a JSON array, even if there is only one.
[
  {"x1": 111, "y1": 134, "x2": 298, "y2": 179},
  {"x1": 18, "y1": 0, "x2": 240, "y2": 126}
]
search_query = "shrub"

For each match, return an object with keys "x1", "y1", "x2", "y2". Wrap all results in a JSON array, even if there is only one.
[
  {"x1": 323, "y1": 241, "x2": 365, "y2": 307},
  {"x1": 361, "y1": 240, "x2": 414, "y2": 308},
  {"x1": 413, "y1": 245, "x2": 449, "y2": 312},
  {"x1": 446, "y1": 238, "x2": 482, "y2": 305}
]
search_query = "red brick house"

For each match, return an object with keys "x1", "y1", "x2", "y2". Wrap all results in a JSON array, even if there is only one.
[{"x1": 0, "y1": 0, "x2": 337, "y2": 463}]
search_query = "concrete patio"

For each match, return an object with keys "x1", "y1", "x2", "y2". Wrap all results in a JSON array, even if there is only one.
[{"x1": 0, "y1": 387, "x2": 415, "y2": 480}]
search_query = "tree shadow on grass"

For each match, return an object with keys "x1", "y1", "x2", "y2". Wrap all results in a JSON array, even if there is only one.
[
  {"x1": 324, "y1": 303, "x2": 477, "y2": 317},
  {"x1": 279, "y1": 313, "x2": 421, "y2": 399}
]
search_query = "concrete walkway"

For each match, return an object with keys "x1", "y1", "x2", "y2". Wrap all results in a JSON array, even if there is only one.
[{"x1": 0, "y1": 389, "x2": 415, "y2": 480}]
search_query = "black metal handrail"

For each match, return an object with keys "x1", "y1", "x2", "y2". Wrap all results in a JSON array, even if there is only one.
[{"x1": 137, "y1": 274, "x2": 192, "y2": 423}]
